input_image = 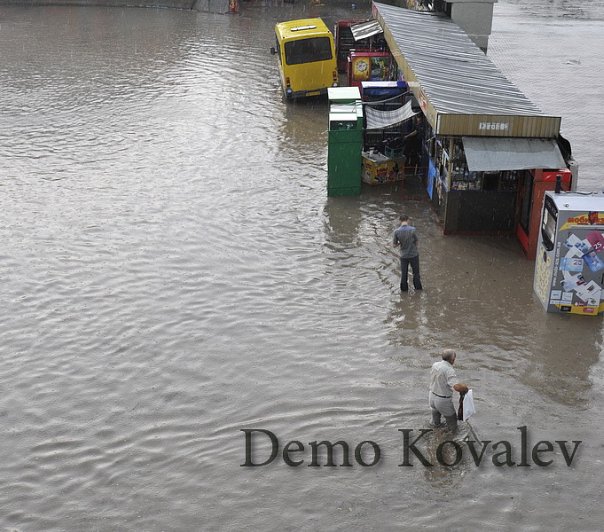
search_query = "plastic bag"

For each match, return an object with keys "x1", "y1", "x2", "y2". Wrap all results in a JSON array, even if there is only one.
[{"x1": 463, "y1": 389, "x2": 476, "y2": 421}]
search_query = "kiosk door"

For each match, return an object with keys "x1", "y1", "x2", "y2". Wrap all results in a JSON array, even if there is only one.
[{"x1": 517, "y1": 169, "x2": 572, "y2": 260}]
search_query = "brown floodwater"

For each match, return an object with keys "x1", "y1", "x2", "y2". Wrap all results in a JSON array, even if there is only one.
[{"x1": 0, "y1": 0, "x2": 603, "y2": 529}]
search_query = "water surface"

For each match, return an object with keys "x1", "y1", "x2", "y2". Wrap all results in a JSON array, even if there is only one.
[{"x1": 0, "y1": 1, "x2": 603, "y2": 529}]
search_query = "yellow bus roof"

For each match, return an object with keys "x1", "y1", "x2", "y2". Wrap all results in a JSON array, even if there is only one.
[{"x1": 275, "y1": 18, "x2": 332, "y2": 40}]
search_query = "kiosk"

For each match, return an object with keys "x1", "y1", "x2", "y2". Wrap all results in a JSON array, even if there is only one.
[
  {"x1": 516, "y1": 168, "x2": 573, "y2": 260},
  {"x1": 534, "y1": 190, "x2": 604, "y2": 315},
  {"x1": 347, "y1": 51, "x2": 396, "y2": 88},
  {"x1": 372, "y1": 3, "x2": 577, "y2": 255}
]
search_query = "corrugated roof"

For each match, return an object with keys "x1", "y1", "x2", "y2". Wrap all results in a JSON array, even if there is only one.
[{"x1": 372, "y1": 2, "x2": 561, "y2": 137}]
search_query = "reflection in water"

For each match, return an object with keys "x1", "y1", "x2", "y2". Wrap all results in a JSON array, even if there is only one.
[
  {"x1": 520, "y1": 311, "x2": 603, "y2": 406},
  {"x1": 279, "y1": 99, "x2": 330, "y2": 157},
  {"x1": 323, "y1": 196, "x2": 363, "y2": 248}
]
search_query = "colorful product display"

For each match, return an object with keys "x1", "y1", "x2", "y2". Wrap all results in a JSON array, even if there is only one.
[
  {"x1": 347, "y1": 51, "x2": 396, "y2": 88},
  {"x1": 361, "y1": 151, "x2": 404, "y2": 185}
]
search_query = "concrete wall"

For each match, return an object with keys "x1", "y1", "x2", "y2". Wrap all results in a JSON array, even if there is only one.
[
  {"x1": 193, "y1": 0, "x2": 231, "y2": 13},
  {"x1": 448, "y1": 0, "x2": 496, "y2": 52},
  {"x1": 395, "y1": 0, "x2": 496, "y2": 53},
  {"x1": 0, "y1": 0, "x2": 238, "y2": 12},
  {"x1": 0, "y1": 0, "x2": 211, "y2": 9}
]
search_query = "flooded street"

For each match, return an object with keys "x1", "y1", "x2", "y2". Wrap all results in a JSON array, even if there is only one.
[{"x1": 1, "y1": 1, "x2": 603, "y2": 529}]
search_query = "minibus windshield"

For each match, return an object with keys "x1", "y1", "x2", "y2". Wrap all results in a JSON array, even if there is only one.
[{"x1": 284, "y1": 37, "x2": 332, "y2": 65}]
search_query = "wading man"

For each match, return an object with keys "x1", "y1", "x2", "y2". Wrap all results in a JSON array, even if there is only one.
[
  {"x1": 429, "y1": 349, "x2": 468, "y2": 432},
  {"x1": 392, "y1": 214, "x2": 422, "y2": 292}
]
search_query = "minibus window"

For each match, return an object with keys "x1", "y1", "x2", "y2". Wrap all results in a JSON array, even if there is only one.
[{"x1": 284, "y1": 37, "x2": 332, "y2": 65}]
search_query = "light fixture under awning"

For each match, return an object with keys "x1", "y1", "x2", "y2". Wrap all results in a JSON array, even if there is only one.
[
  {"x1": 350, "y1": 20, "x2": 383, "y2": 41},
  {"x1": 462, "y1": 137, "x2": 566, "y2": 172},
  {"x1": 365, "y1": 100, "x2": 417, "y2": 130}
]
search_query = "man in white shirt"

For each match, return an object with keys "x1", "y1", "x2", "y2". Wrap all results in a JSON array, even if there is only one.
[{"x1": 429, "y1": 349, "x2": 468, "y2": 431}]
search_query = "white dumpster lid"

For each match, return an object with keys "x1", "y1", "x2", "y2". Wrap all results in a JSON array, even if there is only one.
[
  {"x1": 328, "y1": 86, "x2": 361, "y2": 102},
  {"x1": 329, "y1": 112, "x2": 358, "y2": 123}
]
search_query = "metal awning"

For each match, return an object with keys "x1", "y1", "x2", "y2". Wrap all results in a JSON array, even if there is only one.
[
  {"x1": 462, "y1": 137, "x2": 566, "y2": 172},
  {"x1": 365, "y1": 100, "x2": 416, "y2": 130},
  {"x1": 350, "y1": 20, "x2": 383, "y2": 41}
]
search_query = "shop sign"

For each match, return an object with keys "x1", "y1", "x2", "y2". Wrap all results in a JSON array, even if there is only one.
[{"x1": 479, "y1": 121, "x2": 510, "y2": 131}]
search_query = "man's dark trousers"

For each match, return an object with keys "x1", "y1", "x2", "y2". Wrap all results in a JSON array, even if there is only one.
[{"x1": 400, "y1": 255, "x2": 422, "y2": 291}]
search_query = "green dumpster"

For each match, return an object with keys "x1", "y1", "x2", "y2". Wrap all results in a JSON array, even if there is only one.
[{"x1": 327, "y1": 87, "x2": 363, "y2": 197}]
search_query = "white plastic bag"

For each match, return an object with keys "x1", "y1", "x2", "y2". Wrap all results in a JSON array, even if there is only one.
[{"x1": 463, "y1": 389, "x2": 476, "y2": 421}]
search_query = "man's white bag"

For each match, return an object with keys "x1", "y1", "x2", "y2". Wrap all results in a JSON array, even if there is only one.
[{"x1": 463, "y1": 389, "x2": 476, "y2": 421}]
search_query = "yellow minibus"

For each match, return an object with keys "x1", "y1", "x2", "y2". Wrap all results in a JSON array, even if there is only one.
[{"x1": 271, "y1": 18, "x2": 338, "y2": 100}]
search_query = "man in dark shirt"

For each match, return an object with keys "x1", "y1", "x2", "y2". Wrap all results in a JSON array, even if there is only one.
[{"x1": 393, "y1": 214, "x2": 423, "y2": 292}]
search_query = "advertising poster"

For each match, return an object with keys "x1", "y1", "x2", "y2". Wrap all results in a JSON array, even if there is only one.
[{"x1": 547, "y1": 213, "x2": 604, "y2": 314}]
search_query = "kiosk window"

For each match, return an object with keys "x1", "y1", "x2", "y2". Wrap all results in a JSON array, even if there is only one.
[{"x1": 482, "y1": 172, "x2": 499, "y2": 191}]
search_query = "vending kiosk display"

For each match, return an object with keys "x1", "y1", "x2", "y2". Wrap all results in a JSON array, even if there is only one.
[{"x1": 534, "y1": 191, "x2": 604, "y2": 315}]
